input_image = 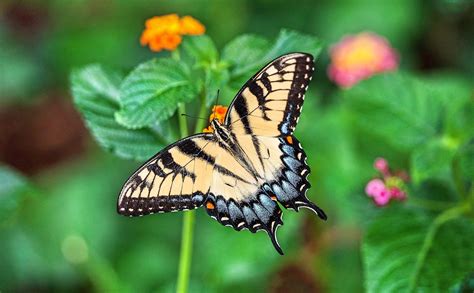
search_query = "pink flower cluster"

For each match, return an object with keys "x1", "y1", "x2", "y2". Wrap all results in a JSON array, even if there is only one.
[
  {"x1": 328, "y1": 32, "x2": 399, "y2": 88},
  {"x1": 365, "y1": 158, "x2": 408, "y2": 206}
]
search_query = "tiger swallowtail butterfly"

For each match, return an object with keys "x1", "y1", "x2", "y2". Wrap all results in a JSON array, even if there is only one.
[{"x1": 118, "y1": 52, "x2": 327, "y2": 254}]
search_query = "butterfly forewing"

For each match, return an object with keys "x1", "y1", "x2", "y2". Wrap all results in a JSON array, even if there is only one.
[
  {"x1": 225, "y1": 53, "x2": 314, "y2": 136},
  {"x1": 118, "y1": 134, "x2": 217, "y2": 216}
]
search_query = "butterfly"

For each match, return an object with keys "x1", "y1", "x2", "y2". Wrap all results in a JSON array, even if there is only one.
[{"x1": 117, "y1": 52, "x2": 327, "y2": 255}]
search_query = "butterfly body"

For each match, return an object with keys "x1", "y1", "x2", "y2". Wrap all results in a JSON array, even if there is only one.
[{"x1": 118, "y1": 53, "x2": 326, "y2": 255}]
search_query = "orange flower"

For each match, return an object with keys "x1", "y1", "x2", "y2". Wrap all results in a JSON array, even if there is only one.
[
  {"x1": 203, "y1": 105, "x2": 228, "y2": 133},
  {"x1": 179, "y1": 16, "x2": 206, "y2": 35},
  {"x1": 140, "y1": 14, "x2": 205, "y2": 52}
]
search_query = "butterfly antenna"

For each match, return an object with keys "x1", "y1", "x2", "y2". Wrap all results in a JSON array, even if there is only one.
[
  {"x1": 180, "y1": 113, "x2": 207, "y2": 120},
  {"x1": 213, "y1": 89, "x2": 220, "y2": 118}
]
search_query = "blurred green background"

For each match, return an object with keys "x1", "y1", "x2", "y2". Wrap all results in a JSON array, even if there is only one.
[{"x1": 1, "y1": 0, "x2": 473, "y2": 292}]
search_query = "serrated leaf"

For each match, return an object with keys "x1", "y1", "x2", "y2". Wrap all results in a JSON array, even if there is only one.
[
  {"x1": 411, "y1": 139, "x2": 457, "y2": 184},
  {"x1": 0, "y1": 165, "x2": 33, "y2": 223},
  {"x1": 363, "y1": 207, "x2": 474, "y2": 292},
  {"x1": 267, "y1": 29, "x2": 323, "y2": 61},
  {"x1": 116, "y1": 58, "x2": 199, "y2": 128},
  {"x1": 71, "y1": 65, "x2": 165, "y2": 160},
  {"x1": 343, "y1": 73, "x2": 446, "y2": 151},
  {"x1": 222, "y1": 34, "x2": 271, "y2": 73},
  {"x1": 224, "y1": 30, "x2": 322, "y2": 86},
  {"x1": 180, "y1": 35, "x2": 218, "y2": 65}
]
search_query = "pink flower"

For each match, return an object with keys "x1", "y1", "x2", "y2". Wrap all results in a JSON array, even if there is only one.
[
  {"x1": 365, "y1": 158, "x2": 409, "y2": 207},
  {"x1": 365, "y1": 179, "x2": 385, "y2": 197},
  {"x1": 365, "y1": 179, "x2": 391, "y2": 206},
  {"x1": 374, "y1": 157, "x2": 389, "y2": 175},
  {"x1": 389, "y1": 187, "x2": 406, "y2": 200},
  {"x1": 328, "y1": 32, "x2": 399, "y2": 88},
  {"x1": 373, "y1": 189, "x2": 391, "y2": 206}
]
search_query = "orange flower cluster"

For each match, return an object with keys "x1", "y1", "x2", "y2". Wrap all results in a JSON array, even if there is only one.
[
  {"x1": 140, "y1": 14, "x2": 205, "y2": 52},
  {"x1": 203, "y1": 105, "x2": 228, "y2": 133}
]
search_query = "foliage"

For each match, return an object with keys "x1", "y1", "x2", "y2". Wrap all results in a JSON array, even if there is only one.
[
  {"x1": 343, "y1": 73, "x2": 474, "y2": 292},
  {"x1": 363, "y1": 206, "x2": 473, "y2": 292},
  {"x1": 71, "y1": 65, "x2": 166, "y2": 160},
  {"x1": 1, "y1": 1, "x2": 473, "y2": 292},
  {"x1": 71, "y1": 29, "x2": 322, "y2": 160},
  {"x1": 0, "y1": 165, "x2": 35, "y2": 224}
]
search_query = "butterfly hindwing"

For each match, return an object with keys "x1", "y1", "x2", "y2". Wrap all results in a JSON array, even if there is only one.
[
  {"x1": 118, "y1": 134, "x2": 217, "y2": 216},
  {"x1": 202, "y1": 134, "x2": 326, "y2": 254},
  {"x1": 225, "y1": 53, "x2": 314, "y2": 136}
]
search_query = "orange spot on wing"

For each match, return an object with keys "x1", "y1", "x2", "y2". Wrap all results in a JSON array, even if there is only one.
[
  {"x1": 286, "y1": 136, "x2": 293, "y2": 144},
  {"x1": 206, "y1": 201, "x2": 215, "y2": 209}
]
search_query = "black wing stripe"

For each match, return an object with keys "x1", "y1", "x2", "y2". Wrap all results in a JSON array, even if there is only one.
[
  {"x1": 225, "y1": 53, "x2": 314, "y2": 136},
  {"x1": 117, "y1": 134, "x2": 214, "y2": 217},
  {"x1": 176, "y1": 139, "x2": 216, "y2": 165}
]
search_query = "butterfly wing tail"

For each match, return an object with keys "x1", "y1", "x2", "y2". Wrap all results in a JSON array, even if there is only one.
[{"x1": 269, "y1": 135, "x2": 327, "y2": 220}]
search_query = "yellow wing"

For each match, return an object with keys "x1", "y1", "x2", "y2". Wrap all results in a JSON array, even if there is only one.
[
  {"x1": 117, "y1": 134, "x2": 217, "y2": 216},
  {"x1": 225, "y1": 53, "x2": 314, "y2": 136}
]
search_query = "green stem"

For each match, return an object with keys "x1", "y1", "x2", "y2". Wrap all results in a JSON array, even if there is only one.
[
  {"x1": 176, "y1": 211, "x2": 195, "y2": 293},
  {"x1": 407, "y1": 203, "x2": 470, "y2": 292},
  {"x1": 178, "y1": 103, "x2": 189, "y2": 138},
  {"x1": 176, "y1": 102, "x2": 194, "y2": 293},
  {"x1": 194, "y1": 90, "x2": 208, "y2": 134}
]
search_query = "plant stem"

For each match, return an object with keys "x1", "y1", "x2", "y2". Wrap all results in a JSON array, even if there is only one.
[
  {"x1": 175, "y1": 91, "x2": 208, "y2": 293},
  {"x1": 407, "y1": 203, "x2": 470, "y2": 291},
  {"x1": 194, "y1": 90, "x2": 208, "y2": 134},
  {"x1": 178, "y1": 103, "x2": 189, "y2": 138},
  {"x1": 176, "y1": 102, "x2": 194, "y2": 293},
  {"x1": 176, "y1": 211, "x2": 195, "y2": 293}
]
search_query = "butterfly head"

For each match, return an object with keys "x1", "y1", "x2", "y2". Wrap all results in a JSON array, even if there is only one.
[
  {"x1": 210, "y1": 118, "x2": 220, "y2": 128},
  {"x1": 210, "y1": 118, "x2": 231, "y2": 142}
]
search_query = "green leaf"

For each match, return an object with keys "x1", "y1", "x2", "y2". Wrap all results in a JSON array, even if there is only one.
[
  {"x1": 180, "y1": 35, "x2": 218, "y2": 65},
  {"x1": 222, "y1": 34, "x2": 271, "y2": 73},
  {"x1": 455, "y1": 140, "x2": 474, "y2": 185},
  {"x1": 116, "y1": 58, "x2": 199, "y2": 128},
  {"x1": 0, "y1": 165, "x2": 33, "y2": 223},
  {"x1": 423, "y1": 74, "x2": 474, "y2": 141},
  {"x1": 460, "y1": 143, "x2": 474, "y2": 181},
  {"x1": 71, "y1": 65, "x2": 165, "y2": 160},
  {"x1": 410, "y1": 138, "x2": 458, "y2": 184},
  {"x1": 204, "y1": 65, "x2": 230, "y2": 106},
  {"x1": 363, "y1": 206, "x2": 474, "y2": 292},
  {"x1": 343, "y1": 73, "x2": 446, "y2": 151},
  {"x1": 267, "y1": 29, "x2": 323, "y2": 61},
  {"x1": 223, "y1": 30, "x2": 322, "y2": 86}
]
